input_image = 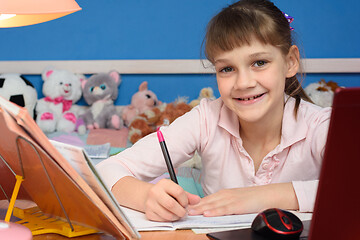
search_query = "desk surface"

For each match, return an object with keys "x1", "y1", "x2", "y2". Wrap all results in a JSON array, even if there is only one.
[{"x1": 31, "y1": 230, "x2": 208, "y2": 240}]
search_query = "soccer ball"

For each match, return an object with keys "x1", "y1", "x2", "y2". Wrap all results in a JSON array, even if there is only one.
[{"x1": 0, "y1": 73, "x2": 38, "y2": 119}]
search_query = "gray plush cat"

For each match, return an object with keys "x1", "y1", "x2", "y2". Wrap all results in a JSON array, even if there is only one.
[{"x1": 77, "y1": 71, "x2": 124, "y2": 134}]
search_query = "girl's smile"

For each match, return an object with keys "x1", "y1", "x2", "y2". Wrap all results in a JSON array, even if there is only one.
[{"x1": 234, "y1": 92, "x2": 267, "y2": 105}]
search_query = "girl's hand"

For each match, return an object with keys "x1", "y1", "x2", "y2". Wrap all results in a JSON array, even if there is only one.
[
  {"x1": 144, "y1": 178, "x2": 201, "y2": 222},
  {"x1": 187, "y1": 183, "x2": 299, "y2": 217}
]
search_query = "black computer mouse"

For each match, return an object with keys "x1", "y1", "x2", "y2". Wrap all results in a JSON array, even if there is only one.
[{"x1": 251, "y1": 208, "x2": 303, "y2": 239}]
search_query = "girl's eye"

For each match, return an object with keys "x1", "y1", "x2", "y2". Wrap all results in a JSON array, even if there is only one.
[
  {"x1": 253, "y1": 60, "x2": 267, "y2": 67},
  {"x1": 220, "y1": 67, "x2": 234, "y2": 73},
  {"x1": 100, "y1": 84, "x2": 106, "y2": 90}
]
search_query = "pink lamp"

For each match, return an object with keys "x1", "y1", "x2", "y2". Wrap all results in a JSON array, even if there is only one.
[
  {"x1": 0, "y1": 220, "x2": 32, "y2": 240},
  {"x1": 0, "y1": 0, "x2": 81, "y2": 28}
]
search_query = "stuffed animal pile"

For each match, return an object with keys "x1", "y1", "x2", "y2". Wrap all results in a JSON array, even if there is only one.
[
  {"x1": 304, "y1": 79, "x2": 341, "y2": 108},
  {"x1": 36, "y1": 67, "x2": 83, "y2": 133},
  {"x1": 3, "y1": 64, "x2": 221, "y2": 145},
  {"x1": 77, "y1": 71, "x2": 124, "y2": 135}
]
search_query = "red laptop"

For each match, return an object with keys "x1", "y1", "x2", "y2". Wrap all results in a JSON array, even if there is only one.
[
  {"x1": 207, "y1": 87, "x2": 360, "y2": 240},
  {"x1": 308, "y1": 87, "x2": 360, "y2": 240}
]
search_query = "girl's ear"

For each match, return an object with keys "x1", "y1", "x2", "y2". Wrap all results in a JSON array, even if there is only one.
[{"x1": 286, "y1": 45, "x2": 300, "y2": 78}]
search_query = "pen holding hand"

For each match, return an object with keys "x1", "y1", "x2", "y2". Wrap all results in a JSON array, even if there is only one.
[{"x1": 144, "y1": 130, "x2": 200, "y2": 222}]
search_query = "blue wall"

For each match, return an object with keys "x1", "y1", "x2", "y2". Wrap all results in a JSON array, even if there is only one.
[{"x1": 1, "y1": 0, "x2": 359, "y2": 105}]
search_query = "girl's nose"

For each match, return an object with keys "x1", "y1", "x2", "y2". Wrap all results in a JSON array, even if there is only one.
[{"x1": 234, "y1": 71, "x2": 256, "y2": 90}]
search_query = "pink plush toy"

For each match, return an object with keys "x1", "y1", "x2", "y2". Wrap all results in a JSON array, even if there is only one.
[{"x1": 122, "y1": 81, "x2": 161, "y2": 126}]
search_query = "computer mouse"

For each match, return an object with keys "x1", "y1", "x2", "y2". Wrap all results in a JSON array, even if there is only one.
[{"x1": 251, "y1": 208, "x2": 303, "y2": 239}]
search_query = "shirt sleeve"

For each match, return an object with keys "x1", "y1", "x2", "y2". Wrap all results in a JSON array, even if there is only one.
[{"x1": 292, "y1": 180, "x2": 319, "y2": 212}]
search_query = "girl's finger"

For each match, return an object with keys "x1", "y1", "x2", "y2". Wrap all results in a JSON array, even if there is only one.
[{"x1": 157, "y1": 191, "x2": 187, "y2": 218}]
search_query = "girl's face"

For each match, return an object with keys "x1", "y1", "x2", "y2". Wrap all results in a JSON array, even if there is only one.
[{"x1": 214, "y1": 39, "x2": 299, "y2": 125}]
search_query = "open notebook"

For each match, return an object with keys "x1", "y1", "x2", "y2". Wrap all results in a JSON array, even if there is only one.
[{"x1": 120, "y1": 206, "x2": 312, "y2": 232}]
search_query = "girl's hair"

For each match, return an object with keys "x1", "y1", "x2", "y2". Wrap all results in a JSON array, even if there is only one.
[{"x1": 204, "y1": 0, "x2": 312, "y2": 117}]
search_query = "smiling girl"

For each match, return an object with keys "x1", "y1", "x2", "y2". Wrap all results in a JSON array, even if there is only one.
[{"x1": 97, "y1": 0, "x2": 331, "y2": 222}]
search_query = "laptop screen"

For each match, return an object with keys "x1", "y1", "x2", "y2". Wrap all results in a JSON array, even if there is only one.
[{"x1": 308, "y1": 87, "x2": 360, "y2": 240}]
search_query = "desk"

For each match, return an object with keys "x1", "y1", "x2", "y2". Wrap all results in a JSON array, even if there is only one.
[
  {"x1": 31, "y1": 230, "x2": 208, "y2": 240},
  {"x1": 1, "y1": 201, "x2": 208, "y2": 240}
]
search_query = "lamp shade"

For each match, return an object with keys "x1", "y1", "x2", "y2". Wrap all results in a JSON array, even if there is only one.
[{"x1": 0, "y1": 0, "x2": 81, "y2": 28}]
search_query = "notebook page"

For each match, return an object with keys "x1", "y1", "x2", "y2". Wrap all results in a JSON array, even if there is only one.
[
  {"x1": 120, "y1": 206, "x2": 257, "y2": 231},
  {"x1": 173, "y1": 213, "x2": 257, "y2": 229},
  {"x1": 120, "y1": 206, "x2": 174, "y2": 231}
]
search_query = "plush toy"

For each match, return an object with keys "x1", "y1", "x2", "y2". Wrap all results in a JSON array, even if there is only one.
[
  {"x1": 36, "y1": 67, "x2": 83, "y2": 133},
  {"x1": 0, "y1": 73, "x2": 38, "y2": 119},
  {"x1": 121, "y1": 81, "x2": 161, "y2": 126},
  {"x1": 127, "y1": 105, "x2": 164, "y2": 144},
  {"x1": 189, "y1": 87, "x2": 216, "y2": 108},
  {"x1": 128, "y1": 99, "x2": 192, "y2": 144},
  {"x1": 304, "y1": 79, "x2": 341, "y2": 108},
  {"x1": 154, "y1": 99, "x2": 192, "y2": 127},
  {"x1": 77, "y1": 71, "x2": 124, "y2": 135}
]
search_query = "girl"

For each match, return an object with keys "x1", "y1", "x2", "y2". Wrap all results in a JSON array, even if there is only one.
[{"x1": 97, "y1": 0, "x2": 331, "y2": 222}]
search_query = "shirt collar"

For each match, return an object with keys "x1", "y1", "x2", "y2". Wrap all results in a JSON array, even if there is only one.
[
  {"x1": 280, "y1": 96, "x2": 307, "y2": 149},
  {"x1": 218, "y1": 100, "x2": 241, "y2": 139},
  {"x1": 217, "y1": 96, "x2": 307, "y2": 147}
]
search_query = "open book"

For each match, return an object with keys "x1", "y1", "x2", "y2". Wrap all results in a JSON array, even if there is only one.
[{"x1": 0, "y1": 97, "x2": 139, "y2": 239}]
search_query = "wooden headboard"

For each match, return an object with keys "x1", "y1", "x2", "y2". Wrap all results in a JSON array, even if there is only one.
[{"x1": 0, "y1": 58, "x2": 359, "y2": 74}]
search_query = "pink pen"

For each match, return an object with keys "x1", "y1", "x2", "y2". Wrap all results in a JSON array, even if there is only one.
[{"x1": 157, "y1": 130, "x2": 178, "y2": 184}]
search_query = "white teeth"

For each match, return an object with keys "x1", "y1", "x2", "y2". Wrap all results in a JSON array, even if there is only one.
[
  {"x1": 239, "y1": 93, "x2": 263, "y2": 101},
  {"x1": 245, "y1": 96, "x2": 255, "y2": 101}
]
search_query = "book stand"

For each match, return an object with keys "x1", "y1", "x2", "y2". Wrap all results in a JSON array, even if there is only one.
[
  {"x1": 0, "y1": 136, "x2": 99, "y2": 238},
  {"x1": 0, "y1": 98, "x2": 136, "y2": 239}
]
